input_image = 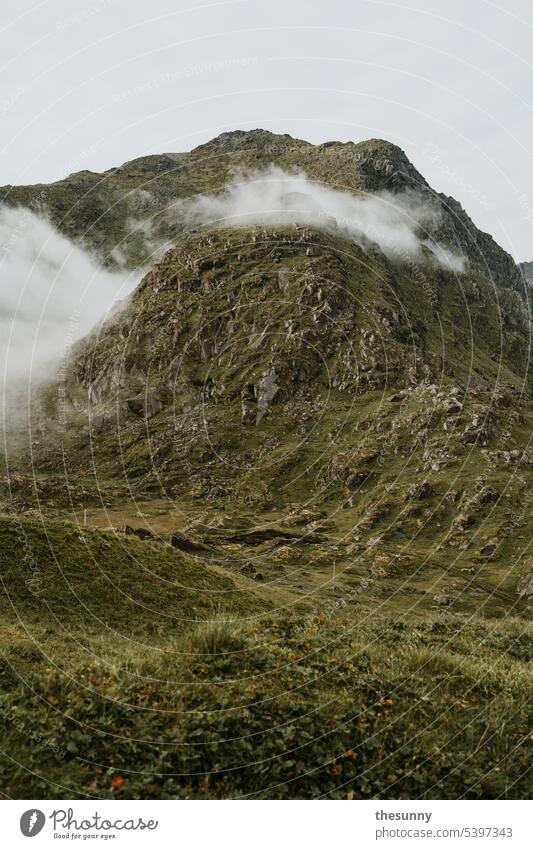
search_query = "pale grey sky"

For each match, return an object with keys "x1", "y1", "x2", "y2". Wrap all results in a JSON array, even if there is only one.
[{"x1": 1, "y1": 0, "x2": 532, "y2": 260}]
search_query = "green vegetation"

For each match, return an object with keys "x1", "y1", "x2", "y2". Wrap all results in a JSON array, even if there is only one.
[
  {"x1": 0, "y1": 132, "x2": 531, "y2": 799},
  {"x1": 0, "y1": 514, "x2": 273, "y2": 632},
  {"x1": 0, "y1": 606, "x2": 530, "y2": 799}
]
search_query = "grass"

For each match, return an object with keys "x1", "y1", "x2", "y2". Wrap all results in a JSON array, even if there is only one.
[
  {"x1": 0, "y1": 514, "x2": 273, "y2": 634},
  {"x1": 0, "y1": 611, "x2": 530, "y2": 799},
  {"x1": 186, "y1": 617, "x2": 247, "y2": 657}
]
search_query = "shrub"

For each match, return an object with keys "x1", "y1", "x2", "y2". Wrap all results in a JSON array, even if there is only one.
[{"x1": 186, "y1": 617, "x2": 246, "y2": 658}]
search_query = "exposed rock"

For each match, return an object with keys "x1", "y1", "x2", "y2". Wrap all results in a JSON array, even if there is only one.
[
  {"x1": 516, "y1": 573, "x2": 533, "y2": 598},
  {"x1": 451, "y1": 513, "x2": 475, "y2": 532},
  {"x1": 115, "y1": 524, "x2": 134, "y2": 535},
  {"x1": 443, "y1": 398, "x2": 463, "y2": 414},
  {"x1": 256, "y1": 368, "x2": 279, "y2": 424},
  {"x1": 131, "y1": 527, "x2": 156, "y2": 541},
  {"x1": 114, "y1": 525, "x2": 156, "y2": 541},
  {"x1": 433, "y1": 593, "x2": 453, "y2": 606},
  {"x1": 404, "y1": 480, "x2": 433, "y2": 500},
  {"x1": 170, "y1": 532, "x2": 209, "y2": 553},
  {"x1": 6, "y1": 132, "x2": 533, "y2": 635},
  {"x1": 270, "y1": 545, "x2": 300, "y2": 563},
  {"x1": 479, "y1": 539, "x2": 499, "y2": 558},
  {"x1": 127, "y1": 395, "x2": 164, "y2": 419},
  {"x1": 370, "y1": 553, "x2": 392, "y2": 577}
]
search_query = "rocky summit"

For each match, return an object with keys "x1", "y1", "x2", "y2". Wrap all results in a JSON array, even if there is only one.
[{"x1": 0, "y1": 131, "x2": 531, "y2": 800}]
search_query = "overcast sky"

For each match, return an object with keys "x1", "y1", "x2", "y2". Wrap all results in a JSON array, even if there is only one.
[{"x1": 1, "y1": 0, "x2": 532, "y2": 260}]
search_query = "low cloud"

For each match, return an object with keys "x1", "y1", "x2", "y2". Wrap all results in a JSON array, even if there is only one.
[
  {"x1": 185, "y1": 165, "x2": 465, "y2": 271},
  {"x1": 0, "y1": 168, "x2": 465, "y2": 417},
  {"x1": 0, "y1": 205, "x2": 139, "y2": 410}
]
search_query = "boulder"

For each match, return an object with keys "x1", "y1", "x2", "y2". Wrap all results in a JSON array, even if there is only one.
[
  {"x1": 479, "y1": 539, "x2": 499, "y2": 558},
  {"x1": 516, "y1": 573, "x2": 533, "y2": 598},
  {"x1": 132, "y1": 527, "x2": 155, "y2": 541},
  {"x1": 170, "y1": 532, "x2": 209, "y2": 553},
  {"x1": 433, "y1": 593, "x2": 452, "y2": 606}
]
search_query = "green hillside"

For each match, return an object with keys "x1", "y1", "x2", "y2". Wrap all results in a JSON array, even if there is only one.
[{"x1": 0, "y1": 132, "x2": 531, "y2": 799}]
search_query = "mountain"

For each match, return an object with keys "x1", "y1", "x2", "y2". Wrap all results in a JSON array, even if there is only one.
[
  {"x1": 14, "y1": 217, "x2": 529, "y2": 610},
  {"x1": 0, "y1": 130, "x2": 525, "y2": 294},
  {"x1": 0, "y1": 131, "x2": 531, "y2": 800}
]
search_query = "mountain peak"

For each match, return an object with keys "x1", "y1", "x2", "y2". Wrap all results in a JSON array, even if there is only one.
[
  {"x1": 191, "y1": 127, "x2": 312, "y2": 155},
  {"x1": 0, "y1": 129, "x2": 524, "y2": 295}
]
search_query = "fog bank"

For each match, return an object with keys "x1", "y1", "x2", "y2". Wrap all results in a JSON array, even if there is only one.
[
  {"x1": 185, "y1": 166, "x2": 465, "y2": 271},
  {"x1": 0, "y1": 205, "x2": 139, "y2": 411}
]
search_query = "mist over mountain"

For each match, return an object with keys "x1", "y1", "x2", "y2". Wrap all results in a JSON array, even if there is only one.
[
  {"x1": 0, "y1": 130, "x2": 531, "y2": 801},
  {"x1": 0, "y1": 130, "x2": 524, "y2": 291},
  {"x1": 1, "y1": 128, "x2": 527, "y2": 414},
  {"x1": 0, "y1": 205, "x2": 139, "y2": 407},
  {"x1": 183, "y1": 165, "x2": 465, "y2": 271}
]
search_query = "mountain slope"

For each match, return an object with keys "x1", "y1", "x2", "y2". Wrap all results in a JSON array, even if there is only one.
[
  {"x1": 4, "y1": 222, "x2": 530, "y2": 621},
  {"x1": 1, "y1": 132, "x2": 532, "y2": 800}
]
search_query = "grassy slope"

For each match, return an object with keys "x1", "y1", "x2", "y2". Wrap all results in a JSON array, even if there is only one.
[
  {"x1": 0, "y1": 609, "x2": 530, "y2": 799},
  {"x1": 4, "y1": 227, "x2": 528, "y2": 622},
  {"x1": 0, "y1": 515, "x2": 274, "y2": 633}
]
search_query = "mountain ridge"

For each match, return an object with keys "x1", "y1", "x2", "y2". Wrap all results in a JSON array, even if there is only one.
[{"x1": 0, "y1": 130, "x2": 527, "y2": 296}]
